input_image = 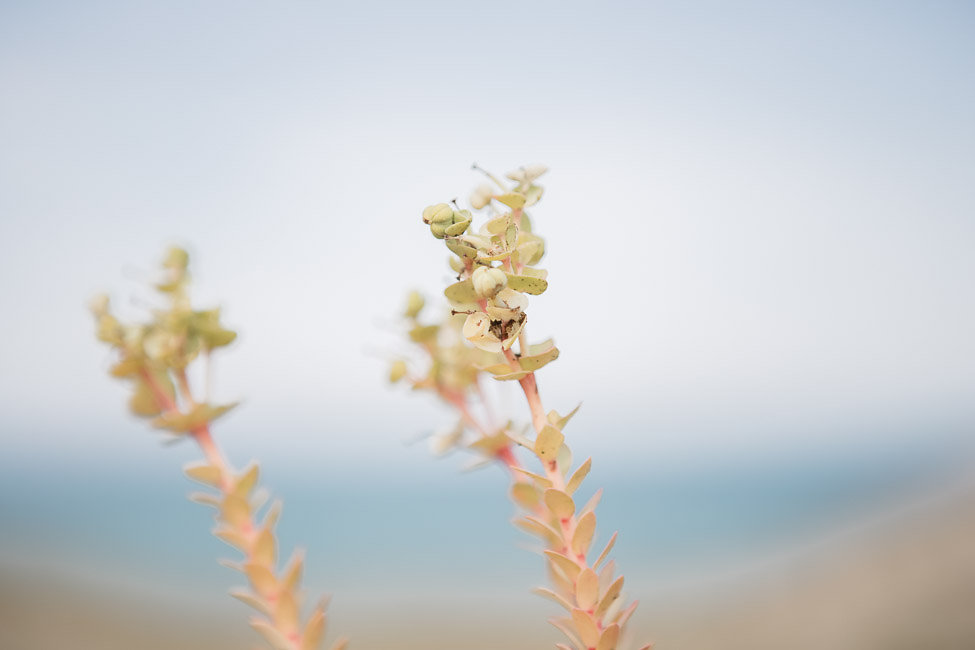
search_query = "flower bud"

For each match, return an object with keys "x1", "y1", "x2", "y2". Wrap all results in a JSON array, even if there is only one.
[
  {"x1": 430, "y1": 221, "x2": 449, "y2": 239},
  {"x1": 422, "y1": 203, "x2": 454, "y2": 225},
  {"x1": 89, "y1": 293, "x2": 110, "y2": 317},
  {"x1": 470, "y1": 184, "x2": 494, "y2": 210},
  {"x1": 462, "y1": 312, "x2": 502, "y2": 353},
  {"x1": 471, "y1": 266, "x2": 507, "y2": 299},
  {"x1": 163, "y1": 246, "x2": 189, "y2": 270}
]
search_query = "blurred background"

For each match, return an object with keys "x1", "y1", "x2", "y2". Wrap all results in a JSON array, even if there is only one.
[{"x1": 1, "y1": 1, "x2": 974, "y2": 649}]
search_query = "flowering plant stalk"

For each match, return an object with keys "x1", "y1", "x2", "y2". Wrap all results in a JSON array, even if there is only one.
[
  {"x1": 392, "y1": 165, "x2": 652, "y2": 650},
  {"x1": 91, "y1": 248, "x2": 346, "y2": 650}
]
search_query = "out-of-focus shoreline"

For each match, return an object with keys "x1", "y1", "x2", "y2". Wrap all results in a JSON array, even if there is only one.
[{"x1": 3, "y1": 477, "x2": 975, "y2": 650}]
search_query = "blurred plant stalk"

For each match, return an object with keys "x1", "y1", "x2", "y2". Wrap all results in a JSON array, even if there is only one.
[{"x1": 92, "y1": 248, "x2": 346, "y2": 650}]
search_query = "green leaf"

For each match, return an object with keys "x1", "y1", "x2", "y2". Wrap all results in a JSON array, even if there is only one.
[
  {"x1": 521, "y1": 266, "x2": 548, "y2": 280},
  {"x1": 555, "y1": 403, "x2": 582, "y2": 430},
  {"x1": 110, "y1": 357, "x2": 143, "y2": 378},
  {"x1": 534, "y1": 425, "x2": 564, "y2": 461},
  {"x1": 489, "y1": 369, "x2": 531, "y2": 381},
  {"x1": 505, "y1": 224, "x2": 518, "y2": 249},
  {"x1": 525, "y1": 338, "x2": 554, "y2": 356},
  {"x1": 496, "y1": 192, "x2": 526, "y2": 209},
  {"x1": 505, "y1": 274, "x2": 548, "y2": 295},
  {"x1": 479, "y1": 363, "x2": 519, "y2": 375},
  {"x1": 445, "y1": 239, "x2": 478, "y2": 259},
  {"x1": 404, "y1": 291, "x2": 425, "y2": 318},
  {"x1": 389, "y1": 359, "x2": 408, "y2": 383},
  {"x1": 128, "y1": 368, "x2": 175, "y2": 418},
  {"x1": 478, "y1": 249, "x2": 513, "y2": 263},
  {"x1": 152, "y1": 402, "x2": 239, "y2": 433},
  {"x1": 519, "y1": 345, "x2": 559, "y2": 372},
  {"x1": 184, "y1": 462, "x2": 223, "y2": 486},
  {"x1": 566, "y1": 457, "x2": 592, "y2": 495},
  {"x1": 524, "y1": 184, "x2": 544, "y2": 206},
  {"x1": 408, "y1": 324, "x2": 439, "y2": 343},
  {"x1": 444, "y1": 279, "x2": 479, "y2": 304},
  {"x1": 445, "y1": 219, "x2": 471, "y2": 236},
  {"x1": 511, "y1": 482, "x2": 541, "y2": 509},
  {"x1": 517, "y1": 239, "x2": 545, "y2": 266},
  {"x1": 484, "y1": 215, "x2": 511, "y2": 235}
]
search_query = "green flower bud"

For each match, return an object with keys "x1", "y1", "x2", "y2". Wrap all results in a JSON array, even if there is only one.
[
  {"x1": 422, "y1": 203, "x2": 454, "y2": 225},
  {"x1": 430, "y1": 221, "x2": 449, "y2": 239}
]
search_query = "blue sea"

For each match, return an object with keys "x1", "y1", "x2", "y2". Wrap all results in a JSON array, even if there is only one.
[{"x1": 1, "y1": 434, "x2": 972, "y2": 609}]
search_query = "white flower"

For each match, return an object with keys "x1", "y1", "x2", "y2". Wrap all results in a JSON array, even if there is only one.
[
  {"x1": 462, "y1": 312, "x2": 502, "y2": 353},
  {"x1": 485, "y1": 288, "x2": 528, "y2": 321}
]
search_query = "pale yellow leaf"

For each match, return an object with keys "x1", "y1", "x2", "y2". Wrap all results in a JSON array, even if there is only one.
[
  {"x1": 234, "y1": 463, "x2": 259, "y2": 497},
  {"x1": 444, "y1": 279, "x2": 478, "y2": 304},
  {"x1": 544, "y1": 488, "x2": 575, "y2": 520},
  {"x1": 213, "y1": 526, "x2": 249, "y2": 550},
  {"x1": 533, "y1": 425, "x2": 564, "y2": 461},
  {"x1": 445, "y1": 239, "x2": 478, "y2": 259},
  {"x1": 566, "y1": 458, "x2": 592, "y2": 495},
  {"x1": 184, "y1": 462, "x2": 222, "y2": 487},
  {"x1": 519, "y1": 346, "x2": 560, "y2": 372},
  {"x1": 595, "y1": 575, "x2": 625, "y2": 619},
  {"x1": 490, "y1": 369, "x2": 532, "y2": 381},
  {"x1": 509, "y1": 466, "x2": 553, "y2": 488},
  {"x1": 220, "y1": 494, "x2": 251, "y2": 530},
  {"x1": 252, "y1": 527, "x2": 275, "y2": 568},
  {"x1": 544, "y1": 550, "x2": 582, "y2": 582},
  {"x1": 244, "y1": 563, "x2": 278, "y2": 600},
  {"x1": 301, "y1": 605, "x2": 326, "y2": 650},
  {"x1": 250, "y1": 619, "x2": 291, "y2": 650},
  {"x1": 549, "y1": 617, "x2": 583, "y2": 650},
  {"x1": 229, "y1": 588, "x2": 270, "y2": 616},
  {"x1": 575, "y1": 568, "x2": 599, "y2": 611},
  {"x1": 594, "y1": 532, "x2": 618, "y2": 569},
  {"x1": 571, "y1": 608, "x2": 600, "y2": 648},
  {"x1": 578, "y1": 489, "x2": 603, "y2": 519},
  {"x1": 515, "y1": 516, "x2": 562, "y2": 548},
  {"x1": 497, "y1": 192, "x2": 526, "y2": 209},
  {"x1": 532, "y1": 586, "x2": 573, "y2": 612},
  {"x1": 273, "y1": 590, "x2": 299, "y2": 635},
  {"x1": 505, "y1": 273, "x2": 548, "y2": 295},
  {"x1": 597, "y1": 623, "x2": 621, "y2": 650},
  {"x1": 511, "y1": 483, "x2": 541, "y2": 510},
  {"x1": 572, "y1": 511, "x2": 597, "y2": 558},
  {"x1": 614, "y1": 600, "x2": 639, "y2": 627}
]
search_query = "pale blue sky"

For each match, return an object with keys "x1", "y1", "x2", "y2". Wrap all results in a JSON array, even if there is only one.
[{"x1": 1, "y1": 1, "x2": 973, "y2": 470}]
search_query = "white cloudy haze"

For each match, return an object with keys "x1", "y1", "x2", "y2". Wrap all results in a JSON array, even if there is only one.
[{"x1": 1, "y1": 1, "x2": 973, "y2": 471}]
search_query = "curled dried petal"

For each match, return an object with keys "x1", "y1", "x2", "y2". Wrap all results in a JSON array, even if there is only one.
[{"x1": 462, "y1": 312, "x2": 502, "y2": 353}]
